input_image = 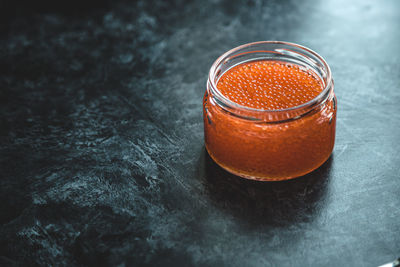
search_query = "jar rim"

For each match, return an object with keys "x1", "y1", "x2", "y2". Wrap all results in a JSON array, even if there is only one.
[{"x1": 207, "y1": 41, "x2": 333, "y2": 121}]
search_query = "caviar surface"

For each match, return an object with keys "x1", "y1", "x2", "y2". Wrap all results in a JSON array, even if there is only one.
[{"x1": 217, "y1": 61, "x2": 324, "y2": 110}]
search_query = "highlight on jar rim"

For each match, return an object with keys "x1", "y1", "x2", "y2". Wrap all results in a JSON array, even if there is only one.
[{"x1": 203, "y1": 41, "x2": 337, "y2": 181}]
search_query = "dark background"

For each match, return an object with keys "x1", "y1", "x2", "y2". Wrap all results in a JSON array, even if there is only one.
[{"x1": 1, "y1": 0, "x2": 399, "y2": 266}]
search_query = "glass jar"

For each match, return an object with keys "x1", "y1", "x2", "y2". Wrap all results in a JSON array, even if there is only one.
[{"x1": 203, "y1": 41, "x2": 336, "y2": 181}]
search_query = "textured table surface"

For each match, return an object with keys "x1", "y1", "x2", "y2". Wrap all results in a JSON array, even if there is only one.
[{"x1": 1, "y1": 0, "x2": 399, "y2": 266}]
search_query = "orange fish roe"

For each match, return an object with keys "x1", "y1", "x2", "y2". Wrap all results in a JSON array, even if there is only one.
[
  {"x1": 217, "y1": 61, "x2": 324, "y2": 110},
  {"x1": 203, "y1": 58, "x2": 336, "y2": 181}
]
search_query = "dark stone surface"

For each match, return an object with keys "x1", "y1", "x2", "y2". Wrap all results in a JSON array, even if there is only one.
[{"x1": 1, "y1": 0, "x2": 399, "y2": 266}]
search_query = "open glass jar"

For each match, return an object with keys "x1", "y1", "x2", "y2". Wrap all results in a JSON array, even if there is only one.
[{"x1": 203, "y1": 41, "x2": 336, "y2": 181}]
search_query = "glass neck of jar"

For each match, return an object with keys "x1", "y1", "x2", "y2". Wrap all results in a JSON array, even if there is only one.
[
  {"x1": 207, "y1": 79, "x2": 334, "y2": 123},
  {"x1": 207, "y1": 41, "x2": 333, "y2": 123}
]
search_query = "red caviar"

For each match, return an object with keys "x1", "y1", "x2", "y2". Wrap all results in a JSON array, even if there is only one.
[
  {"x1": 217, "y1": 61, "x2": 324, "y2": 110},
  {"x1": 203, "y1": 42, "x2": 336, "y2": 181}
]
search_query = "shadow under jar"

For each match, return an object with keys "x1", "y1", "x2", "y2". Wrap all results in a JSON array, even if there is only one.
[{"x1": 203, "y1": 41, "x2": 337, "y2": 181}]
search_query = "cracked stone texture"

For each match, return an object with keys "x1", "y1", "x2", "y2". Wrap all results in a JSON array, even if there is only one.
[{"x1": 1, "y1": 0, "x2": 400, "y2": 266}]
